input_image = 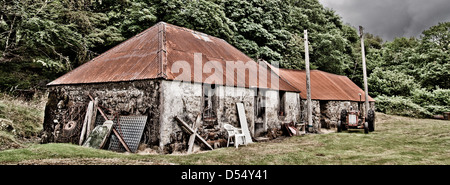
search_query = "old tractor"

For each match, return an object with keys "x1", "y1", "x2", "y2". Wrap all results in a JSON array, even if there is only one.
[{"x1": 337, "y1": 94, "x2": 375, "y2": 134}]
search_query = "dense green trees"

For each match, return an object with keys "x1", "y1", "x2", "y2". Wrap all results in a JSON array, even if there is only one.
[
  {"x1": 0, "y1": 0, "x2": 448, "y2": 117},
  {"x1": 367, "y1": 22, "x2": 450, "y2": 117},
  {"x1": 1, "y1": 0, "x2": 357, "y2": 90}
]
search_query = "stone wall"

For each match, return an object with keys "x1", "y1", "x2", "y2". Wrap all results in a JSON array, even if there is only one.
[
  {"x1": 44, "y1": 79, "x2": 301, "y2": 153},
  {"x1": 160, "y1": 81, "x2": 258, "y2": 152},
  {"x1": 300, "y1": 100, "x2": 321, "y2": 132},
  {"x1": 264, "y1": 90, "x2": 280, "y2": 130},
  {"x1": 301, "y1": 99, "x2": 376, "y2": 131},
  {"x1": 320, "y1": 101, "x2": 376, "y2": 129},
  {"x1": 264, "y1": 91, "x2": 300, "y2": 130},
  {"x1": 283, "y1": 92, "x2": 301, "y2": 124},
  {"x1": 43, "y1": 80, "x2": 162, "y2": 147},
  {"x1": 160, "y1": 81, "x2": 300, "y2": 152},
  {"x1": 159, "y1": 80, "x2": 202, "y2": 152},
  {"x1": 215, "y1": 85, "x2": 255, "y2": 135}
]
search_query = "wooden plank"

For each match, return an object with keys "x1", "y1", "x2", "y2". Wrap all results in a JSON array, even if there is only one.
[
  {"x1": 187, "y1": 115, "x2": 201, "y2": 154},
  {"x1": 112, "y1": 128, "x2": 132, "y2": 153},
  {"x1": 79, "y1": 101, "x2": 93, "y2": 145},
  {"x1": 236, "y1": 103, "x2": 253, "y2": 144},
  {"x1": 88, "y1": 97, "x2": 98, "y2": 135},
  {"x1": 85, "y1": 101, "x2": 94, "y2": 138},
  {"x1": 174, "y1": 116, "x2": 213, "y2": 150}
]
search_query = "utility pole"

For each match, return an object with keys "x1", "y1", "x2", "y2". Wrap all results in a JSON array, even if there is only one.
[
  {"x1": 304, "y1": 30, "x2": 313, "y2": 133},
  {"x1": 359, "y1": 26, "x2": 369, "y2": 120}
]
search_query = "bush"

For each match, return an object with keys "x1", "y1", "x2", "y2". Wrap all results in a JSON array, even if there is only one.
[
  {"x1": 375, "y1": 95, "x2": 431, "y2": 118},
  {"x1": 411, "y1": 88, "x2": 450, "y2": 115},
  {"x1": 368, "y1": 68, "x2": 419, "y2": 97},
  {"x1": 424, "y1": 105, "x2": 450, "y2": 116},
  {"x1": 431, "y1": 88, "x2": 450, "y2": 106}
]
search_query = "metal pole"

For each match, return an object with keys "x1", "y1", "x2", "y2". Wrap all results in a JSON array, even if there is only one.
[
  {"x1": 359, "y1": 26, "x2": 369, "y2": 119},
  {"x1": 304, "y1": 30, "x2": 313, "y2": 132}
]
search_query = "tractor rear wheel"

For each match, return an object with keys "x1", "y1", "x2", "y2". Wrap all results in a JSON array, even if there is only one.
[
  {"x1": 340, "y1": 109, "x2": 348, "y2": 131},
  {"x1": 367, "y1": 109, "x2": 375, "y2": 132}
]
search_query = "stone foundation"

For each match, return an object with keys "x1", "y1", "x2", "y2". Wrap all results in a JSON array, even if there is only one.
[{"x1": 301, "y1": 99, "x2": 376, "y2": 131}]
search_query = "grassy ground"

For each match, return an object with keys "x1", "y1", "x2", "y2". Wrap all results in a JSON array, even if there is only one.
[
  {"x1": 0, "y1": 93, "x2": 45, "y2": 150},
  {"x1": 0, "y1": 111, "x2": 448, "y2": 165}
]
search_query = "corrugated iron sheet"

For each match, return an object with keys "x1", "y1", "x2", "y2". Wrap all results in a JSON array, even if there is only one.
[
  {"x1": 273, "y1": 67, "x2": 375, "y2": 102},
  {"x1": 48, "y1": 22, "x2": 298, "y2": 92}
]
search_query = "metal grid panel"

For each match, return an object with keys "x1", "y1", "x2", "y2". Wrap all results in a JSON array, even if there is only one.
[
  {"x1": 94, "y1": 112, "x2": 113, "y2": 127},
  {"x1": 108, "y1": 116, "x2": 147, "y2": 153}
]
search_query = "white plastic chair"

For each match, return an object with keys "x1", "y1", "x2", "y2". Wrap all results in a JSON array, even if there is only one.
[{"x1": 224, "y1": 124, "x2": 246, "y2": 148}]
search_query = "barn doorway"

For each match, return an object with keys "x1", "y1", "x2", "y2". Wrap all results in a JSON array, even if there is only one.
[{"x1": 319, "y1": 100, "x2": 330, "y2": 129}]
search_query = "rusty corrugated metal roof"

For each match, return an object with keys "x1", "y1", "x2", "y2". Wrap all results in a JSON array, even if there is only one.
[
  {"x1": 266, "y1": 63, "x2": 374, "y2": 102},
  {"x1": 48, "y1": 22, "x2": 298, "y2": 92}
]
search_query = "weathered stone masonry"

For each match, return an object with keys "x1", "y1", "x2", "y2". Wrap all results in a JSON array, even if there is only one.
[
  {"x1": 43, "y1": 80, "x2": 162, "y2": 147},
  {"x1": 44, "y1": 79, "x2": 300, "y2": 153},
  {"x1": 300, "y1": 100, "x2": 375, "y2": 131},
  {"x1": 159, "y1": 81, "x2": 300, "y2": 152}
]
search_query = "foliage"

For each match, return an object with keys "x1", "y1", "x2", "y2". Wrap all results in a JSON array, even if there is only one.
[
  {"x1": 368, "y1": 68, "x2": 419, "y2": 97},
  {"x1": 374, "y1": 95, "x2": 431, "y2": 118},
  {"x1": 365, "y1": 22, "x2": 450, "y2": 117},
  {"x1": 0, "y1": 93, "x2": 44, "y2": 150},
  {"x1": 1, "y1": 0, "x2": 359, "y2": 91}
]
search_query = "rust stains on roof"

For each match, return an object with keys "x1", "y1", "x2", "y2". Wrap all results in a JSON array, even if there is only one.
[
  {"x1": 266, "y1": 62, "x2": 374, "y2": 102},
  {"x1": 48, "y1": 22, "x2": 298, "y2": 92}
]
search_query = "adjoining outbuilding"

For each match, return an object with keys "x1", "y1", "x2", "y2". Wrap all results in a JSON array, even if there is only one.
[
  {"x1": 267, "y1": 64, "x2": 375, "y2": 132},
  {"x1": 42, "y1": 22, "x2": 301, "y2": 153}
]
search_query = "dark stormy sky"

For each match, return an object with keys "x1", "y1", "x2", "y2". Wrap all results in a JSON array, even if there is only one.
[{"x1": 319, "y1": 0, "x2": 450, "y2": 41}]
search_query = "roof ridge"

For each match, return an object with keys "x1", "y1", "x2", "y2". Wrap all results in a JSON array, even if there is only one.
[
  {"x1": 163, "y1": 22, "x2": 227, "y2": 42},
  {"x1": 156, "y1": 22, "x2": 168, "y2": 79}
]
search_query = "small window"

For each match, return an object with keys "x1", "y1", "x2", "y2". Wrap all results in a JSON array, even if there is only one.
[
  {"x1": 255, "y1": 89, "x2": 266, "y2": 119},
  {"x1": 203, "y1": 84, "x2": 216, "y2": 120}
]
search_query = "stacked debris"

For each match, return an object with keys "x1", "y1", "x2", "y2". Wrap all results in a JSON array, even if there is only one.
[{"x1": 43, "y1": 94, "x2": 148, "y2": 153}]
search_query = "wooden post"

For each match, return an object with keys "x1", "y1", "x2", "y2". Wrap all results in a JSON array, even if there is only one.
[
  {"x1": 79, "y1": 101, "x2": 93, "y2": 145},
  {"x1": 359, "y1": 26, "x2": 370, "y2": 120},
  {"x1": 89, "y1": 97, "x2": 98, "y2": 135},
  {"x1": 187, "y1": 115, "x2": 201, "y2": 154},
  {"x1": 304, "y1": 30, "x2": 313, "y2": 132},
  {"x1": 174, "y1": 116, "x2": 214, "y2": 150}
]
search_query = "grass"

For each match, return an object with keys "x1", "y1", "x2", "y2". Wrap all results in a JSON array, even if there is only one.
[
  {"x1": 0, "y1": 112, "x2": 449, "y2": 165},
  {"x1": 0, "y1": 93, "x2": 45, "y2": 150}
]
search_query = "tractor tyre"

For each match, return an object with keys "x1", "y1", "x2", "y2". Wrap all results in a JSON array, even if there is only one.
[
  {"x1": 367, "y1": 109, "x2": 375, "y2": 132},
  {"x1": 340, "y1": 109, "x2": 348, "y2": 131},
  {"x1": 364, "y1": 122, "x2": 369, "y2": 134}
]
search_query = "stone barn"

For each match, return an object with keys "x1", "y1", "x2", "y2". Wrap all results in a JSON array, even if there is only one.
[
  {"x1": 267, "y1": 65, "x2": 375, "y2": 132},
  {"x1": 43, "y1": 22, "x2": 301, "y2": 153}
]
